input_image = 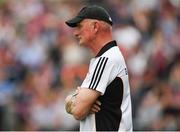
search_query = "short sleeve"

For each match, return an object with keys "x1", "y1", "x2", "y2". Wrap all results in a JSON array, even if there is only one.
[{"x1": 81, "y1": 57, "x2": 118, "y2": 95}]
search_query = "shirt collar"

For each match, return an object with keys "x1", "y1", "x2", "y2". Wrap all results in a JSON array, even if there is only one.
[{"x1": 95, "y1": 40, "x2": 117, "y2": 57}]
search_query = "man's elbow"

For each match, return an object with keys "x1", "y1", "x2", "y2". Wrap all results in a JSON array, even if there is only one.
[
  {"x1": 72, "y1": 109, "x2": 87, "y2": 120},
  {"x1": 73, "y1": 114, "x2": 84, "y2": 120}
]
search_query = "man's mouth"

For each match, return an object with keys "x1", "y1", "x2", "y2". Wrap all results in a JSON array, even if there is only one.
[{"x1": 77, "y1": 37, "x2": 81, "y2": 41}]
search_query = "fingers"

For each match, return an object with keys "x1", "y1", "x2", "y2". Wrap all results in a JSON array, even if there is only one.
[
  {"x1": 95, "y1": 100, "x2": 101, "y2": 106},
  {"x1": 90, "y1": 104, "x2": 101, "y2": 114},
  {"x1": 90, "y1": 106, "x2": 100, "y2": 114},
  {"x1": 93, "y1": 104, "x2": 101, "y2": 111},
  {"x1": 90, "y1": 100, "x2": 101, "y2": 114}
]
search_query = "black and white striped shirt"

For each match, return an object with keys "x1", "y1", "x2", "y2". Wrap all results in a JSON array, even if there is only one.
[{"x1": 80, "y1": 41, "x2": 133, "y2": 131}]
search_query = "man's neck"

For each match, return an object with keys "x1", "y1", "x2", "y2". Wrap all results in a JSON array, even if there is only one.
[{"x1": 90, "y1": 35, "x2": 113, "y2": 56}]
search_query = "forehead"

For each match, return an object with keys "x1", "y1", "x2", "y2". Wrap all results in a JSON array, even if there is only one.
[
  {"x1": 79, "y1": 19, "x2": 89, "y2": 25},
  {"x1": 78, "y1": 19, "x2": 95, "y2": 26}
]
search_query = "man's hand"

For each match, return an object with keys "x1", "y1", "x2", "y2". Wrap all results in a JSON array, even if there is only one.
[
  {"x1": 90, "y1": 100, "x2": 101, "y2": 114},
  {"x1": 65, "y1": 87, "x2": 81, "y2": 114},
  {"x1": 65, "y1": 94, "x2": 74, "y2": 114}
]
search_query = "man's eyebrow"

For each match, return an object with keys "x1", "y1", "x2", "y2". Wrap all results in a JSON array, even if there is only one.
[
  {"x1": 77, "y1": 21, "x2": 84, "y2": 27},
  {"x1": 77, "y1": 23, "x2": 81, "y2": 26}
]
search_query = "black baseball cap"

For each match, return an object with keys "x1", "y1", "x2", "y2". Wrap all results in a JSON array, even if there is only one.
[{"x1": 65, "y1": 5, "x2": 113, "y2": 27}]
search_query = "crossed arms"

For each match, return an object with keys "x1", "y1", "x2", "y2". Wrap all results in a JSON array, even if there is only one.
[{"x1": 65, "y1": 87, "x2": 101, "y2": 120}]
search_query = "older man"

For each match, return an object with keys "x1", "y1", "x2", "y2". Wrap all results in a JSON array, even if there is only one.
[{"x1": 65, "y1": 5, "x2": 133, "y2": 131}]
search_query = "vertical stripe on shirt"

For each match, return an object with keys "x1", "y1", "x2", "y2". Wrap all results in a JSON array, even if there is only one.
[{"x1": 89, "y1": 57, "x2": 108, "y2": 89}]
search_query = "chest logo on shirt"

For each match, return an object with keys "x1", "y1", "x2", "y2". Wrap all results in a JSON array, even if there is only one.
[{"x1": 125, "y1": 68, "x2": 128, "y2": 75}]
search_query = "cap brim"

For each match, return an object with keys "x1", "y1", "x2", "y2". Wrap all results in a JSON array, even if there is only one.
[{"x1": 65, "y1": 17, "x2": 83, "y2": 27}]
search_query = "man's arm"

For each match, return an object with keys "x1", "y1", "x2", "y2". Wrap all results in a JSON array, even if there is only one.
[
  {"x1": 65, "y1": 93, "x2": 77, "y2": 114},
  {"x1": 65, "y1": 87, "x2": 101, "y2": 120}
]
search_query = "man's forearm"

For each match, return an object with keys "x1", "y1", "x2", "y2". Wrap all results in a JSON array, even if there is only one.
[{"x1": 65, "y1": 88, "x2": 101, "y2": 121}]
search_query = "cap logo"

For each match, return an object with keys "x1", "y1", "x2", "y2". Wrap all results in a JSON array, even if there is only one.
[{"x1": 109, "y1": 17, "x2": 112, "y2": 22}]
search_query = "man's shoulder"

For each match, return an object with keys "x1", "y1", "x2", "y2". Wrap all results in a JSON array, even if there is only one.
[{"x1": 100, "y1": 46, "x2": 124, "y2": 63}]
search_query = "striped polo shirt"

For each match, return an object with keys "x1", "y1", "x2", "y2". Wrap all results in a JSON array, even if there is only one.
[{"x1": 80, "y1": 41, "x2": 133, "y2": 131}]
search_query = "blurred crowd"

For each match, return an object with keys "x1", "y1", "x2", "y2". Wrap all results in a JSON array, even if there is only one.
[{"x1": 0, "y1": 0, "x2": 179, "y2": 131}]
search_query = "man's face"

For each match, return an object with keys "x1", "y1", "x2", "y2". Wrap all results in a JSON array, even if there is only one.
[{"x1": 73, "y1": 19, "x2": 96, "y2": 47}]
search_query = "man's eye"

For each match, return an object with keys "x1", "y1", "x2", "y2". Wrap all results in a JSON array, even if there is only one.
[{"x1": 79, "y1": 25, "x2": 82, "y2": 28}]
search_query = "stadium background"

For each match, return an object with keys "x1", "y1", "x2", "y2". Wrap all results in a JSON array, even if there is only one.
[{"x1": 0, "y1": 0, "x2": 179, "y2": 130}]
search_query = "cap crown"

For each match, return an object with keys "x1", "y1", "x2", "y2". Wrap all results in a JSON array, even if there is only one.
[
  {"x1": 77, "y1": 5, "x2": 113, "y2": 25},
  {"x1": 65, "y1": 5, "x2": 113, "y2": 27}
]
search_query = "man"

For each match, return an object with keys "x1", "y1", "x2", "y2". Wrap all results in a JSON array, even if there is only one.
[{"x1": 65, "y1": 5, "x2": 133, "y2": 131}]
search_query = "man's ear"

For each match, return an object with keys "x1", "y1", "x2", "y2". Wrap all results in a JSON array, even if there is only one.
[{"x1": 94, "y1": 21, "x2": 99, "y2": 33}]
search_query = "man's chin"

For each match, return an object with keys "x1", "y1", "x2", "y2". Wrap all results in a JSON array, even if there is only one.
[
  {"x1": 78, "y1": 40, "x2": 88, "y2": 47},
  {"x1": 79, "y1": 41, "x2": 84, "y2": 46}
]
